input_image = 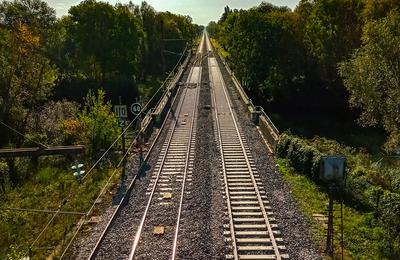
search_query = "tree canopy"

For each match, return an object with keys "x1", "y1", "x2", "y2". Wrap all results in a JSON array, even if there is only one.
[
  {"x1": 339, "y1": 10, "x2": 400, "y2": 151},
  {"x1": 0, "y1": 0, "x2": 200, "y2": 149},
  {"x1": 208, "y1": 0, "x2": 400, "y2": 151}
]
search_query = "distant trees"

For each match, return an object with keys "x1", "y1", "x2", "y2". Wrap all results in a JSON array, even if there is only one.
[
  {"x1": 65, "y1": 0, "x2": 144, "y2": 82},
  {"x1": 0, "y1": 0, "x2": 199, "y2": 150},
  {"x1": 208, "y1": 0, "x2": 400, "y2": 151}
]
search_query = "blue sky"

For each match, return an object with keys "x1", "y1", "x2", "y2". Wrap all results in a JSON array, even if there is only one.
[{"x1": 45, "y1": 0, "x2": 300, "y2": 25}]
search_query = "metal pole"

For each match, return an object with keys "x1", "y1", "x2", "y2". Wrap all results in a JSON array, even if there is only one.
[
  {"x1": 122, "y1": 129, "x2": 126, "y2": 160},
  {"x1": 326, "y1": 185, "x2": 334, "y2": 257},
  {"x1": 118, "y1": 96, "x2": 126, "y2": 158},
  {"x1": 341, "y1": 191, "x2": 344, "y2": 260}
]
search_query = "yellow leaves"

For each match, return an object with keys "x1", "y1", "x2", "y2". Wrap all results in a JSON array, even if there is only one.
[
  {"x1": 60, "y1": 119, "x2": 84, "y2": 145},
  {"x1": 60, "y1": 119, "x2": 83, "y2": 135},
  {"x1": 15, "y1": 23, "x2": 41, "y2": 56}
]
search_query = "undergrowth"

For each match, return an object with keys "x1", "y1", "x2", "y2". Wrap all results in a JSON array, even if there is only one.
[
  {"x1": 276, "y1": 133, "x2": 400, "y2": 259},
  {"x1": 0, "y1": 156, "x2": 122, "y2": 259}
]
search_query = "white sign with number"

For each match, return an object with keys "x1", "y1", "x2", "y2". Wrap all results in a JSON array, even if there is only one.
[
  {"x1": 114, "y1": 105, "x2": 128, "y2": 118},
  {"x1": 130, "y1": 103, "x2": 143, "y2": 115}
]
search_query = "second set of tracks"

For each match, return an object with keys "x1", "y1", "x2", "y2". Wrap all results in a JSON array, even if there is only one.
[{"x1": 87, "y1": 33, "x2": 288, "y2": 260}]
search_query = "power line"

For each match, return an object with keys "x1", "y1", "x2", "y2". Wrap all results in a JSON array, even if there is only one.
[
  {"x1": 2, "y1": 207, "x2": 86, "y2": 215},
  {"x1": 0, "y1": 120, "x2": 48, "y2": 148},
  {"x1": 25, "y1": 44, "x2": 190, "y2": 257}
]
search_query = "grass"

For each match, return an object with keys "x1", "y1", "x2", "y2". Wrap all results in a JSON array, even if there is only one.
[
  {"x1": 277, "y1": 158, "x2": 393, "y2": 259},
  {"x1": 210, "y1": 38, "x2": 229, "y2": 58},
  {"x1": 0, "y1": 156, "x2": 123, "y2": 259}
]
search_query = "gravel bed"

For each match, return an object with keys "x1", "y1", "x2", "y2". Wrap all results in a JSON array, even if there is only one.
[
  {"x1": 67, "y1": 62, "x2": 193, "y2": 259},
  {"x1": 215, "y1": 54, "x2": 323, "y2": 260},
  {"x1": 176, "y1": 53, "x2": 226, "y2": 259},
  {"x1": 68, "y1": 50, "x2": 322, "y2": 260}
]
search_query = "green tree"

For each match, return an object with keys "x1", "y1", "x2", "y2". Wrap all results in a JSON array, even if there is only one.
[
  {"x1": 339, "y1": 11, "x2": 400, "y2": 151},
  {"x1": 66, "y1": 0, "x2": 144, "y2": 81},
  {"x1": 303, "y1": 0, "x2": 364, "y2": 85},
  {"x1": 0, "y1": 0, "x2": 58, "y2": 147},
  {"x1": 78, "y1": 89, "x2": 120, "y2": 155}
]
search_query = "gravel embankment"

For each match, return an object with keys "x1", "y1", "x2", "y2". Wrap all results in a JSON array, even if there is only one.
[
  {"x1": 68, "y1": 62, "x2": 193, "y2": 259},
  {"x1": 69, "y1": 49, "x2": 322, "y2": 260},
  {"x1": 176, "y1": 53, "x2": 226, "y2": 259},
  {"x1": 215, "y1": 54, "x2": 323, "y2": 260}
]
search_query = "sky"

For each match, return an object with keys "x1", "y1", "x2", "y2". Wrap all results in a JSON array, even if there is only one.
[{"x1": 45, "y1": 0, "x2": 300, "y2": 25}]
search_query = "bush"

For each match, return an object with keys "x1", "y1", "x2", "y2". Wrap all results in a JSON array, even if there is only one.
[
  {"x1": 59, "y1": 119, "x2": 84, "y2": 145},
  {"x1": 78, "y1": 89, "x2": 121, "y2": 156},
  {"x1": 276, "y1": 133, "x2": 400, "y2": 257},
  {"x1": 276, "y1": 133, "x2": 323, "y2": 179}
]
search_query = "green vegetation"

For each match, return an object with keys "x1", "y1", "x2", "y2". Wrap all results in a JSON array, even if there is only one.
[
  {"x1": 77, "y1": 89, "x2": 120, "y2": 155},
  {"x1": 0, "y1": 157, "x2": 122, "y2": 258},
  {"x1": 276, "y1": 134, "x2": 400, "y2": 258},
  {"x1": 277, "y1": 159, "x2": 390, "y2": 259},
  {"x1": 339, "y1": 10, "x2": 400, "y2": 151},
  {"x1": 208, "y1": 0, "x2": 400, "y2": 152},
  {"x1": 209, "y1": 3, "x2": 400, "y2": 256},
  {"x1": 0, "y1": 0, "x2": 201, "y2": 258}
]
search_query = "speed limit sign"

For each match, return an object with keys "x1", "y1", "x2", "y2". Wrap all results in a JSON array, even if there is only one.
[{"x1": 130, "y1": 102, "x2": 143, "y2": 115}]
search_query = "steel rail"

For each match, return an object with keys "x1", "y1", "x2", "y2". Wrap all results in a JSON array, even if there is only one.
[
  {"x1": 210, "y1": 68, "x2": 239, "y2": 260},
  {"x1": 206, "y1": 33, "x2": 282, "y2": 259},
  {"x1": 87, "y1": 68, "x2": 193, "y2": 260},
  {"x1": 128, "y1": 67, "x2": 195, "y2": 260},
  {"x1": 170, "y1": 70, "x2": 200, "y2": 259},
  {"x1": 171, "y1": 35, "x2": 204, "y2": 260}
]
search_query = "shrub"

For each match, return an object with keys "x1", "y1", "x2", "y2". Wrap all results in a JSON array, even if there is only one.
[
  {"x1": 78, "y1": 89, "x2": 121, "y2": 155},
  {"x1": 276, "y1": 133, "x2": 291, "y2": 158},
  {"x1": 276, "y1": 133, "x2": 324, "y2": 179},
  {"x1": 60, "y1": 119, "x2": 84, "y2": 145},
  {"x1": 276, "y1": 133, "x2": 400, "y2": 258}
]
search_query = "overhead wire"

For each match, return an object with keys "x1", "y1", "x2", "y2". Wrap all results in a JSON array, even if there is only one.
[
  {"x1": 60, "y1": 47, "x2": 191, "y2": 258},
  {"x1": 23, "y1": 43, "x2": 190, "y2": 257},
  {"x1": 0, "y1": 120, "x2": 49, "y2": 148}
]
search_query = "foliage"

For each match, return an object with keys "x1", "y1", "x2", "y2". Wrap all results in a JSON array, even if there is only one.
[
  {"x1": 24, "y1": 100, "x2": 80, "y2": 146},
  {"x1": 276, "y1": 133, "x2": 323, "y2": 179},
  {"x1": 59, "y1": 119, "x2": 84, "y2": 145},
  {"x1": 277, "y1": 159, "x2": 397, "y2": 259},
  {"x1": 276, "y1": 134, "x2": 400, "y2": 257},
  {"x1": 0, "y1": 17, "x2": 58, "y2": 147},
  {"x1": 0, "y1": 157, "x2": 122, "y2": 259},
  {"x1": 209, "y1": 1, "x2": 400, "y2": 148},
  {"x1": 0, "y1": 160, "x2": 9, "y2": 193},
  {"x1": 65, "y1": 0, "x2": 144, "y2": 81},
  {"x1": 339, "y1": 10, "x2": 400, "y2": 151},
  {"x1": 78, "y1": 89, "x2": 120, "y2": 155}
]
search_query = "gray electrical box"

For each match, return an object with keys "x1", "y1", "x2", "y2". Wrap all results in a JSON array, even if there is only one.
[{"x1": 320, "y1": 156, "x2": 346, "y2": 183}]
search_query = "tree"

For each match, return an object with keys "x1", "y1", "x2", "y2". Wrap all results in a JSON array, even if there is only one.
[
  {"x1": 0, "y1": 0, "x2": 58, "y2": 147},
  {"x1": 25, "y1": 100, "x2": 79, "y2": 146},
  {"x1": 78, "y1": 89, "x2": 120, "y2": 155},
  {"x1": 303, "y1": 0, "x2": 364, "y2": 85},
  {"x1": 339, "y1": 11, "x2": 400, "y2": 151},
  {"x1": 66, "y1": 0, "x2": 144, "y2": 81}
]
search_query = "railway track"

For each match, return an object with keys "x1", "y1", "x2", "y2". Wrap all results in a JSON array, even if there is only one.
[
  {"x1": 206, "y1": 33, "x2": 289, "y2": 260},
  {"x1": 128, "y1": 68, "x2": 201, "y2": 259},
  {"x1": 88, "y1": 35, "x2": 205, "y2": 260}
]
